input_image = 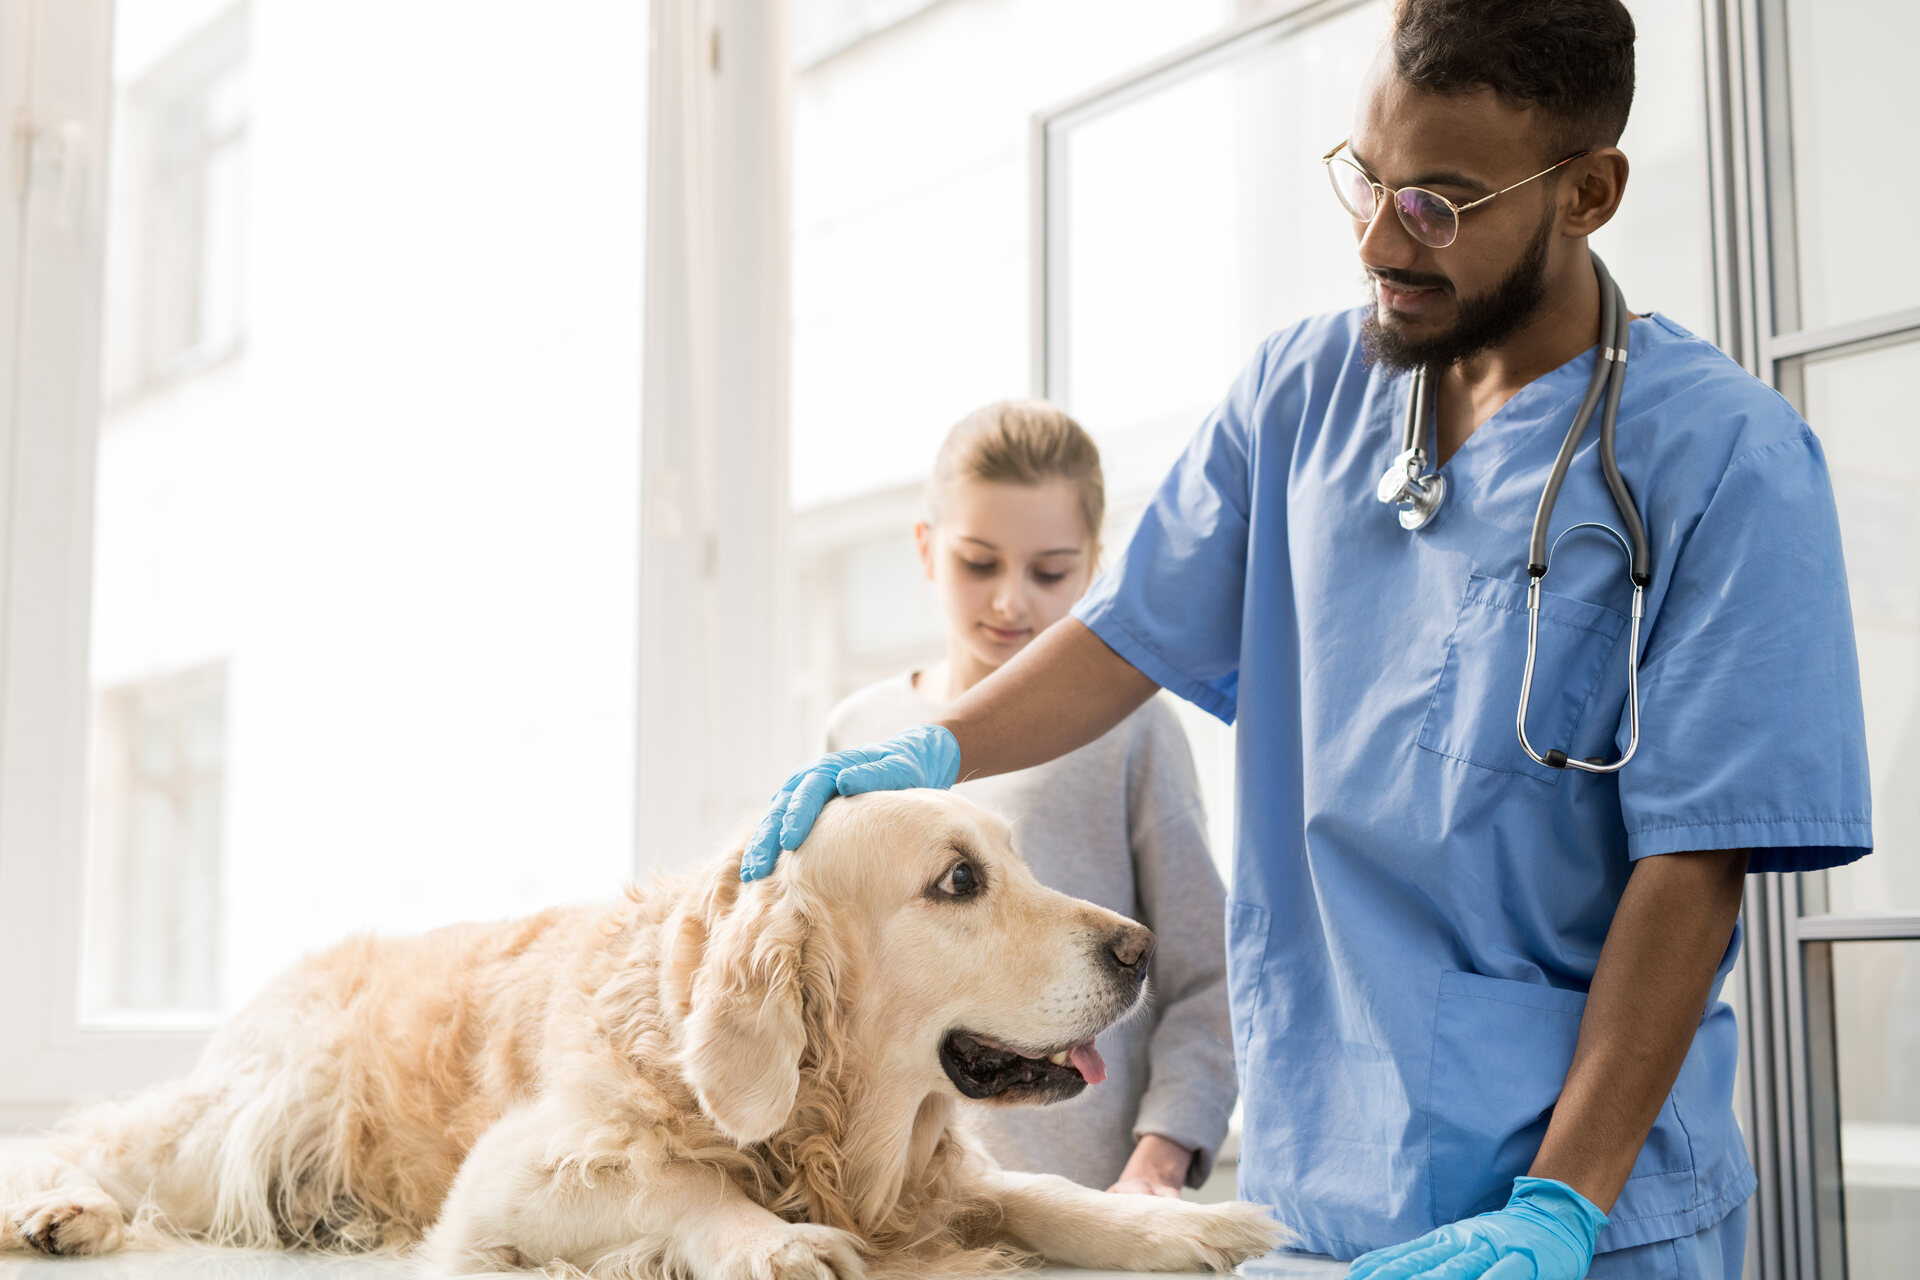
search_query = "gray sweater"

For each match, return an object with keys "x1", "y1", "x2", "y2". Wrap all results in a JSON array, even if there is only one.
[{"x1": 825, "y1": 671, "x2": 1236, "y2": 1189}]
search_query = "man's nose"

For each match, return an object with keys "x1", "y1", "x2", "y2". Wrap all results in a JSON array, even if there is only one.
[{"x1": 1356, "y1": 193, "x2": 1420, "y2": 275}]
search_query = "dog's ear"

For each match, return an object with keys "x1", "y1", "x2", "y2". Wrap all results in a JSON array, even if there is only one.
[{"x1": 678, "y1": 875, "x2": 810, "y2": 1146}]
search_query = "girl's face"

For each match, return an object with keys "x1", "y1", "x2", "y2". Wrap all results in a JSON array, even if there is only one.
[{"x1": 916, "y1": 478, "x2": 1098, "y2": 680}]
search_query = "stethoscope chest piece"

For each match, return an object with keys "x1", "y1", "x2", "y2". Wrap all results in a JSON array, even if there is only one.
[
  {"x1": 1378, "y1": 447, "x2": 1446, "y2": 530},
  {"x1": 1378, "y1": 359, "x2": 1448, "y2": 531}
]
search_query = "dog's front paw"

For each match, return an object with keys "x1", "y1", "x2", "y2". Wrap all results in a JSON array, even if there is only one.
[
  {"x1": 13, "y1": 1189, "x2": 125, "y2": 1256},
  {"x1": 1114, "y1": 1196, "x2": 1290, "y2": 1272},
  {"x1": 1176, "y1": 1199, "x2": 1291, "y2": 1272},
  {"x1": 719, "y1": 1222, "x2": 865, "y2": 1280}
]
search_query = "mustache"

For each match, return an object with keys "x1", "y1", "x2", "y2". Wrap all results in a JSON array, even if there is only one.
[{"x1": 1368, "y1": 267, "x2": 1453, "y2": 292}]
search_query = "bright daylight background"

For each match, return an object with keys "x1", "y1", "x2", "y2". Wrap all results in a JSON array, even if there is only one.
[
  {"x1": 12, "y1": 0, "x2": 1915, "y2": 1271},
  {"x1": 83, "y1": 0, "x2": 648, "y2": 1020}
]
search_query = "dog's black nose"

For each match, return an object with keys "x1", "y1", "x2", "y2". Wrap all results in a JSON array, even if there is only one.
[{"x1": 1107, "y1": 924, "x2": 1155, "y2": 978}]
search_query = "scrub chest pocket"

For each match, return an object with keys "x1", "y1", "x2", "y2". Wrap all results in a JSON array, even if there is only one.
[{"x1": 1419, "y1": 573, "x2": 1627, "y2": 783}]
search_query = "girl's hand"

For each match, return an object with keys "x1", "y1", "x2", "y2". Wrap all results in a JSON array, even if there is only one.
[{"x1": 1107, "y1": 1133, "x2": 1194, "y2": 1198}]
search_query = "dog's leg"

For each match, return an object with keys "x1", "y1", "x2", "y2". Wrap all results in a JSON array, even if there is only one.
[
  {"x1": 0, "y1": 1140, "x2": 124, "y2": 1256},
  {"x1": 980, "y1": 1169, "x2": 1288, "y2": 1273},
  {"x1": 421, "y1": 1103, "x2": 866, "y2": 1280},
  {"x1": 0, "y1": 1080, "x2": 231, "y2": 1256}
]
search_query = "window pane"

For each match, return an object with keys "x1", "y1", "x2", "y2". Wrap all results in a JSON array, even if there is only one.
[
  {"x1": 1780, "y1": 0, "x2": 1920, "y2": 332},
  {"x1": 1587, "y1": 0, "x2": 1714, "y2": 340},
  {"x1": 1791, "y1": 338, "x2": 1920, "y2": 915},
  {"x1": 1827, "y1": 941, "x2": 1920, "y2": 1278},
  {"x1": 1051, "y1": 1, "x2": 1389, "y2": 499},
  {"x1": 788, "y1": 0, "x2": 1236, "y2": 511},
  {"x1": 84, "y1": 0, "x2": 647, "y2": 1022}
]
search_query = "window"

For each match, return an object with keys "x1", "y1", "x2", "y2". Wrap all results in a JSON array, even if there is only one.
[
  {"x1": 83, "y1": 664, "x2": 228, "y2": 1020},
  {"x1": 101, "y1": 1, "x2": 248, "y2": 399},
  {"x1": 82, "y1": 0, "x2": 650, "y2": 1024},
  {"x1": 1775, "y1": 0, "x2": 1920, "y2": 332},
  {"x1": 1752, "y1": 0, "x2": 1920, "y2": 1272},
  {"x1": 786, "y1": 0, "x2": 1244, "y2": 753}
]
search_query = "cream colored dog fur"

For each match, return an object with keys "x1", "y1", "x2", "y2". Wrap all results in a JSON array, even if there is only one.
[{"x1": 0, "y1": 790, "x2": 1284, "y2": 1276}]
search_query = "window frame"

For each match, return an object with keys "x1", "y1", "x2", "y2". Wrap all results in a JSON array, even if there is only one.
[
  {"x1": 0, "y1": 0, "x2": 210, "y2": 1127},
  {"x1": 102, "y1": 1, "x2": 250, "y2": 403},
  {"x1": 1731, "y1": 0, "x2": 1920, "y2": 1273}
]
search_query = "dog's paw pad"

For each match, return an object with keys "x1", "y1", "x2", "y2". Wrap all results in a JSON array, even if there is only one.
[
  {"x1": 729, "y1": 1223, "x2": 865, "y2": 1280},
  {"x1": 16, "y1": 1194, "x2": 125, "y2": 1256}
]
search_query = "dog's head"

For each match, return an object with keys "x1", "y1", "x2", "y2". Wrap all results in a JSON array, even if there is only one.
[{"x1": 674, "y1": 790, "x2": 1154, "y2": 1145}]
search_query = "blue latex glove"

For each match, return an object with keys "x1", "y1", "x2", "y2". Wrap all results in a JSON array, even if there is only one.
[
  {"x1": 739, "y1": 724, "x2": 962, "y2": 881},
  {"x1": 1346, "y1": 1177, "x2": 1608, "y2": 1280}
]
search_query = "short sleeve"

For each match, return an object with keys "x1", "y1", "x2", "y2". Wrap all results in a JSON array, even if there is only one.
[
  {"x1": 1620, "y1": 429, "x2": 1873, "y2": 872},
  {"x1": 1072, "y1": 338, "x2": 1270, "y2": 725}
]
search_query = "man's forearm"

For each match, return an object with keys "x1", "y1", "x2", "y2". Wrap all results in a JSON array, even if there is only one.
[
  {"x1": 1529, "y1": 847, "x2": 1750, "y2": 1210},
  {"x1": 936, "y1": 618, "x2": 1160, "y2": 781}
]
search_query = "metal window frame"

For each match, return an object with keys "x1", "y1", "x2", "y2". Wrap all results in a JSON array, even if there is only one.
[
  {"x1": 1031, "y1": 3, "x2": 1919, "y2": 1278},
  {"x1": 1028, "y1": 0, "x2": 1372, "y2": 402},
  {"x1": 1734, "y1": 0, "x2": 1920, "y2": 1272}
]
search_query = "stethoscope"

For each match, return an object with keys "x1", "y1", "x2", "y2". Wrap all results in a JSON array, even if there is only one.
[{"x1": 1377, "y1": 253, "x2": 1650, "y2": 774}]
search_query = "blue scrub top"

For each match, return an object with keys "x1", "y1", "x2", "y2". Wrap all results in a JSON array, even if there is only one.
[{"x1": 1072, "y1": 307, "x2": 1872, "y2": 1260}]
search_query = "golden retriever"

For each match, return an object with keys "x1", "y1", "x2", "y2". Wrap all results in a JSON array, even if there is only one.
[{"x1": 0, "y1": 790, "x2": 1284, "y2": 1276}]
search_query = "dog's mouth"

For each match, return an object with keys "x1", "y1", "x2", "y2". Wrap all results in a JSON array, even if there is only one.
[{"x1": 938, "y1": 1030, "x2": 1108, "y2": 1104}]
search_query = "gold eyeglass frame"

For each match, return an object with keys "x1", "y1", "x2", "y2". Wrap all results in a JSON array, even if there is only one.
[{"x1": 1321, "y1": 139, "x2": 1591, "y2": 248}]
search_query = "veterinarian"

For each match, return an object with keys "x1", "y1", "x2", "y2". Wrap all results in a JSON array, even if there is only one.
[{"x1": 745, "y1": 2, "x2": 1872, "y2": 1277}]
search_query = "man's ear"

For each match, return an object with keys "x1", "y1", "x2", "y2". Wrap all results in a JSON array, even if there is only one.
[
  {"x1": 1563, "y1": 147, "x2": 1629, "y2": 236},
  {"x1": 677, "y1": 876, "x2": 809, "y2": 1146}
]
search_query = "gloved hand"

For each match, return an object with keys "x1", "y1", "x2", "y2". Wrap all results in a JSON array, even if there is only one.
[
  {"x1": 739, "y1": 724, "x2": 962, "y2": 881},
  {"x1": 1346, "y1": 1177, "x2": 1608, "y2": 1280}
]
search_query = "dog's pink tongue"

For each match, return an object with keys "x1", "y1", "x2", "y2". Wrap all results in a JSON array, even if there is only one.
[{"x1": 1068, "y1": 1041, "x2": 1107, "y2": 1085}]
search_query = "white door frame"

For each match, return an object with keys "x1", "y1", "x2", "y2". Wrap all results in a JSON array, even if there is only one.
[
  {"x1": 636, "y1": 0, "x2": 793, "y2": 879},
  {"x1": 0, "y1": 0, "x2": 210, "y2": 1127}
]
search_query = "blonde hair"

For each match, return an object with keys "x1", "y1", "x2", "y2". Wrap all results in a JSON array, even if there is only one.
[{"x1": 926, "y1": 400, "x2": 1105, "y2": 541}]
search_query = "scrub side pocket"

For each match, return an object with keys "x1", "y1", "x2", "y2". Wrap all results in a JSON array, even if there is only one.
[
  {"x1": 1418, "y1": 573, "x2": 1627, "y2": 784},
  {"x1": 1428, "y1": 970, "x2": 1704, "y2": 1251},
  {"x1": 1225, "y1": 901, "x2": 1271, "y2": 1081}
]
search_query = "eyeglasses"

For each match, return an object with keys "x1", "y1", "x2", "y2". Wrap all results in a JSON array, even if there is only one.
[{"x1": 1321, "y1": 139, "x2": 1590, "y2": 249}]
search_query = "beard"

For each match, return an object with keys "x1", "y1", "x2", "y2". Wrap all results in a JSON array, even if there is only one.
[{"x1": 1360, "y1": 209, "x2": 1555, "y2": 374}]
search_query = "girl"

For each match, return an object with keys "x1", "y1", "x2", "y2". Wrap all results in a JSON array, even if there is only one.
[{"x1": 822, "y1": 400, "x2": 1235, "y2": 1198}]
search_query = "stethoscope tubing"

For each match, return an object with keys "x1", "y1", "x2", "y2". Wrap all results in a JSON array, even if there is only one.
[
  {"x1": 1380, "y1": 252, "x2": 1648, "y2": 773},
  {"x1": 1517, "y1": 523, "x2": 1645, "y2": 774}
]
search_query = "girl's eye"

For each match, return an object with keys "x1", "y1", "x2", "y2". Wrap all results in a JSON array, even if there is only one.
[
  {"x1": 961, "y1": 559, "x2": 996, "y2": 576},
  {"x1": 936, "y1": 862, "x2": 981, "y2": 898},
  {"x1": 1033, "y1": 570, "x2": 1067, "y2": 586}
]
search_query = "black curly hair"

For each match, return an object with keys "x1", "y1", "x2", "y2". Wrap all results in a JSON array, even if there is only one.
[{"x1": 1391, "y1": 0, "x2": 1635, "y2": 157}]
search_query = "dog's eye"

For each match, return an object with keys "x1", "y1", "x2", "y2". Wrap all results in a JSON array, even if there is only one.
[{"x1": 935, "y1": 862, "x2": 981, "y2": 899}]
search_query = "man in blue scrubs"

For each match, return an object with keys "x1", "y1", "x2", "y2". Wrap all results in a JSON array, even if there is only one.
[{"x1": 743, "y1": 2, "x2": 1872, "y2": 1276}]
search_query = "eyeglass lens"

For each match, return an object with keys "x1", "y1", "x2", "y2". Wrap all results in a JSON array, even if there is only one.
[{"x1": 1326, "y1": 156, "x2": 1459, "y2": 249}]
